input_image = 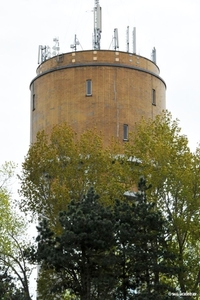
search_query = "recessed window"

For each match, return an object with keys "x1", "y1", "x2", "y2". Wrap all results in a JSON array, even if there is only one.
[
  {"x1": 152, "y1": 89, "x2": 156, "y2": 106},
  {"x1": 32, "y1": 94, "x2": 36, "y2": 111},
  {"x1": 123, "y1": 124, "x2": 128, "y2": 141},
  {"x1": 86, "y1": 79, "x2": 92, "y2": 96}
]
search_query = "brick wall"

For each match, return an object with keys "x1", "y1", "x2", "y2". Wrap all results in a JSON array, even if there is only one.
[{"x1": 30, "y1": 50, "x2": 166, "y2": 145}]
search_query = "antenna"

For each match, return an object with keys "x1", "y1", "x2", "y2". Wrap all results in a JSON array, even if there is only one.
[
  {"x1": 70, "y1": 34, "x2": 80, "y2": 51},
  {"x1": 93, "y1": 0, "x2": 102, "y2": 50},
  {"x1": 126, "y1": 26, "x2": 129, "y2": 52},
  {"x1": 38, "y1": 45, "x2": 51, "y2": 64},
  {"x1": 113, "y1": 28, "x2": 119, "y2": 50},
  {"x1": 52, "y1": 37, "x2": 60, "y2": 57},
  {"x1": 133, "y1": 27, "x2": 136, "y2": 54},
  {"x1": 151, "y1": 47, "x2": 156, "y2": 63}
]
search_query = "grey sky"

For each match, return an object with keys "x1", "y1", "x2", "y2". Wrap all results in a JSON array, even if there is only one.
[
  {"x1": 0, "y1": 1, "x2": 199, "y2": 297},
  {"x1": 0, "y1": 0, "x2": 199, "y2": 168}
]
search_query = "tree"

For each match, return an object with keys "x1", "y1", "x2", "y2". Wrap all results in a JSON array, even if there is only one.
[
  {"x1": 0, "y1": 231, "x2": 33, "y2": 300},
  {"x1": 27, "y1": 182, "x2": 178, "y2": 300},
  {"x1": 20, "y1": 113, "x2": 200, "y2": 297},
  {"x1": 124, "y1": 111, "x2": 200, "y2": 298},
  {"x1": 0, "y1": 265, "x2": 27, "y2": 300},
  {"x1": 0, "y1": 162, "x2": 33, "y2": 300},
  {"x1": 19, "y1": 124, "x2": 131, "y2": 228},
  {"x1": 113, "y1": 177, "x2": 177, "y2": 300},
  {"x1": 29, "y1": 187, "x2": 117, "y2": 300}
]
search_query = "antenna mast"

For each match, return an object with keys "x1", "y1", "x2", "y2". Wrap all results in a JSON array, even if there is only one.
[
  {"x1": 52, "y1": 37, "x2": 60, "y2": 56},
  {"x1": 38, "y1": 45, "x2": 51, "y2": 64},
  {"x1": 151, "y1": 47, "x2": 156, "y2": 63},
  {"x1": 133, "y1": 27, "x2": 136, "y2": 54},
  {"x1": 126, "y1": 26, "x2": 129, "y2": 52},
  {"x1": 113, "y1": 28, "x2": 119, "y2": 50},
  {"x1": 93, "y1": 0, "x2": 102, "y2": 50},
  {"x1": 70, "y1": 34, "x2": 80, "y2": 51}
]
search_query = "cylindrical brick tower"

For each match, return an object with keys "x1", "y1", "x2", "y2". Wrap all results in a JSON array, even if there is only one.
[{"x1": 30, "y1": 49, "x2": 166, "y2": 145}]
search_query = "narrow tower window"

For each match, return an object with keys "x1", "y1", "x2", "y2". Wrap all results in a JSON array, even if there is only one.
[
  {"x1": 86, "y1": 79, "x2": 92, "y2": 96},
  {"x1": 32, "y1": 94, "x2": 36, "y2": 111},
  {"x1": 123, "y1": 124, "x2": 129, "y2": 141},
  {"x1": 152, "y1": 89, "x2": 156, "y2": 106}
]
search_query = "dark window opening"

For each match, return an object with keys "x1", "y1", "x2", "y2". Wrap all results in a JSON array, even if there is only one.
[
  {"x1": 123, "y1": 124, "x2": 128, "y2": 141},
  {"x1": 86, "y1": 80, "x2": 92, "y2": 96},
  {"x1": 152, "y1": 89, "x2": 156, "y2": 106},
  {"x1": 32, "y1": 94, "x2": 36, "y2": 111}
]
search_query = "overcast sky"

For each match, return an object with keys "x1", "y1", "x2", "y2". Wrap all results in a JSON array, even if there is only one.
[
  {"x1": 0, "y1": 1, "x2": 199, "y2": 298},
  {"x1": 0, "y1": 0, "x2": 199, "y2": 168}
]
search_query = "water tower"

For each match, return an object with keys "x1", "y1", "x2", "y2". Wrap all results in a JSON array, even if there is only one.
[{"x1": 30, "y1": 0, "x2": 166, "y2": 145}]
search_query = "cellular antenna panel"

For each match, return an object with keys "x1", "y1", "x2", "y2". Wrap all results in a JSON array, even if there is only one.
[{"x1": 93, "y1": 0, "x2": 102, "y2": 50}]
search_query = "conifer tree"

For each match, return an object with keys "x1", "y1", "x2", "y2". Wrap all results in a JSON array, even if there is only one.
[
  {"x1": 114, "y1": 177, "x2": 177, "y2": 300},
  {"x1": 32, "y1": 188, "x2": 116, "y2": 299},
  {"x1": 28, "y1": 182, "x2": 178, "y2": 300}
]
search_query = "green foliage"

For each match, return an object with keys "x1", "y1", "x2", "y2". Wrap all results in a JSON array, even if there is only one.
[
  {"x1": 0, "y1": 266, "x2": 27, "y2": 300},
  {"x1": 19, "y1": 124, "x2": 131, "y2": 228},
  {"x1": 0, "y1": 162, "x2": 32, "y2": 300},
  {"x1": 20, "y1": 112, "x2": 200, "y2": 298},
  {"x1": 113, "y1": 178, "x2": 177, "y2": 300},
  {"x1": 34, "y1": 187, "x2": 117, "y2": 299},
  {"x1": 124, "y1": 111, "x2": 200, "y2": 296},
  {"x1": 27, "y1": 183, "x2": 177, "y2": 300},
  {"x1": 0, "y1": 162, "x2": 18, "y2": 247}
]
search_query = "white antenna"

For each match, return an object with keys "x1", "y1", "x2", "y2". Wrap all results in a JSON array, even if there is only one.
[
  {"x1": 52, "y1": 37, "x2": 60, "y2": 57},
  {"x1": 151, "y1": 47, "x2": 156, "y2": 63},
  {"x1": 113, "y1": 28, "x2": 119, "y2": 50},
  {"x1": 126, "y1": 26, "x2": 129, "y2": 52},
  {"x1": 70, "y1": 34, "x2": 81, "y2": 51},
  {"x1": 93, "y1": 0, "x2": 102, "y2": 50},
  {"x1": 133, "y1": 27, "x2": 136, "y2": 54},
  {"x1": 38, "y1": 45, "x2": 51, "y2": 64}
]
